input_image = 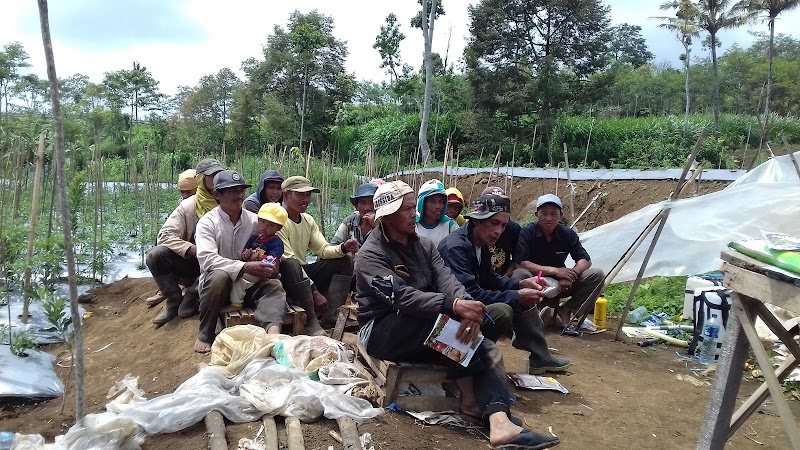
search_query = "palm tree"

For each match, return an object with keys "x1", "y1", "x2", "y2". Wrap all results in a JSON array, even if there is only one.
[
  {"x1": 735, "y1": 0, "x2": 800, "y2": 143},
  {"x1": 655, "y1": 1, "x2": 701, "y2": 129},
  {"x1": 695, "y1": 0, "x2": 755, "y2": 132}
]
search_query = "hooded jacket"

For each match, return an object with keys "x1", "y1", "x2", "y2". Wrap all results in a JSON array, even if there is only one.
[
  {"x1": 244, "y1": 170, "x2": 284, "y2": 213},
  {"x1": 415, "y1": 179, "x2": 459, "y2": 245},
  {"x1": 445, "y1": 187, "x2": 467, "y2": 226}
]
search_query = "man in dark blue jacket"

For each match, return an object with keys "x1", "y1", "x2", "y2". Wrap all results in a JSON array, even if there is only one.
[{"x1": 438, "y1": 188, "x2": 571, "y2": 374}]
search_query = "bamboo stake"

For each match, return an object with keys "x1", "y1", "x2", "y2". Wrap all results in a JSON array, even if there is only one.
[
  {"x1": 613, "y1": 129, "x2": 708, "y2": 341},
  {"x1": 21, "y1": 132, "x2": 46, "y2": 323},
  {"x1": 562, "y1": 143, "x2": 575, "y2": 218},
  {"x1": 262, "y1": 416, "x2": 279, "y2": 450},
  {"x1": 781, "y1": 137, "x2": 800, "y2": 181},
  {"x1": 467, "y1": 147, "x2": 485, "y2": 202},
  {"x1": 12, "y1": 138, "x2": 24, "y2": 219},
  {"x1": 529, "y1": 124, "x2": 538, "y2": 166},
  {"x1": 569, "y1": 192, "x2": 602, "y2": 230},
  {"x1": 394, "y1": 144, "x2": 402, "y2": 178},
  {"x1": 441, "y1": 139, "x2": 449, "y2": 182},
  {"x1": 285, "y1": 416, "x2": 305, "y2": 450},
  {"x1": 305, "y1": 142, "x2": 313, "y2": 179},
  {"x1": 452, "y1": 148, "x2": 460, "y2": 188},
  {"x1": 508, "y1": 142, "x2": 516, "y2": 193}
]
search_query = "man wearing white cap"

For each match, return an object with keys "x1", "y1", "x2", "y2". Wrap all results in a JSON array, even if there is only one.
[
  {"x1": 513, "y1": 194, "x2": 604, "y2": 336},
  {"x1": 354, "y1": 181, "x2": 560, "y2": 450}
]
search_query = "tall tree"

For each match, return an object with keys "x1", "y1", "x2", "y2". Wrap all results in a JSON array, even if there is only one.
[
  {"x1": 655, "y1": 0, "x2": 701, "y2": 129},
  {"x1": 695, "y1": 0, "x2": 754, "y2": 133},
  {"x1": 291, "y1": 22, "x2": 327, "y2": 151},
  {"x1": 0, "y1": 42, "x2": 31, "y2": 129},
  {"x1": 735, "y1": 0, "x2": 800, "y2": 142},
  {"x1": 608, "y1": 24, "x2": 655, "y2": 68},
  {"x1": 466, "y1": 0, "x2": 611, "y2": 155},
  {"x1": 374, "y1": 13, "x2": 406, "y2": 81},
  {"x1": 36, "y1": 0, "x2": 85, "y2": 421},
  {"x1": 415, "y1": 0, "x2": 442, "y2": 165}
]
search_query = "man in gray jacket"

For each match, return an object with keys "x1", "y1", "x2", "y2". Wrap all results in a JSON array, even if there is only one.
[{"x1": 146, "y1": 158, "x2": 224, "y2": 326}]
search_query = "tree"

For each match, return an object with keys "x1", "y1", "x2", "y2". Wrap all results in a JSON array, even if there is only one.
[
  {"x1": 415, "y1": 0, "x2": 442, "y2": 165},
  {"x1": 0, "y1": 42, "x2": 31, "y2": 127},
  {"x1": 735, "y1": 0, "x2": 800, "y2": 142},
  {"x1": 36, "y1": 0, "x2": 85, "y2": 421},
  {"x1": 466, "y1": 0, "x2": 611, "y2": 156},
  {"x1": 246, "y1": 10, "x2": 354, "y2": 151},
  {"x1": 608, "y1": 24, "x2": 655, "y2": 68},
  {"x1": 695, "y1": 0, "x2": 754, "y2": 132},
  {"x1": 655, "y1": 0, "x2": 701, "y2": 129},
  {"x1": 374, "y1": 13, "x2": 406, "y2": 81}
]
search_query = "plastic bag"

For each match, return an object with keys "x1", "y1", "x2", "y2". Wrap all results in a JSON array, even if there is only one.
[{"x1": 106, "y1": 374, "x2": 147, "y2": 413}]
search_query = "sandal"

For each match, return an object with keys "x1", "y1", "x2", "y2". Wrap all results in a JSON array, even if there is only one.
[
  {"x1": 560, "y1": 324, "x2": 579, "y2": 337},
  {"x1": 495, "y1": 428, "x2": 560, "y2": 449},
  {"x1": 461, "y1": 412, "x2": 524, "y2": 427}
]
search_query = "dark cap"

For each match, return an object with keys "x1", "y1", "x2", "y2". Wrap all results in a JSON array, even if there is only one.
[
  {"x1": 261, "y1": 169, "x2": 284, "y2": 183},
  {"x1": 465, "y1": 192, "x2": 511, "y2": 220},
  {"x1": 196, "y1": 158, "x2": 225, "y2": 175},
  {"x1": 213, "y1": 170, "x2": 251, "y2": 191},
  {"x1": 350, "y1": 183, "x2": 379, "y2": 206}
]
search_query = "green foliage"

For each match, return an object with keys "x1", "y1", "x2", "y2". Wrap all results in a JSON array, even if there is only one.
[
  {"x1": 40, "y1": 289, "x2": 73, "y2": 359},
  {"x1": 8, "y1": 328, "x2": 36, "y2": 357},
  {"x1": 605, "y1": 277, "x2": 688, "y2": 319}
]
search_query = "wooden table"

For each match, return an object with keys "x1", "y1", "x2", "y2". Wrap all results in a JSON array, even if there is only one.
[{"x1": 698, "y1": 250, "x2": 800, "y2": 449}]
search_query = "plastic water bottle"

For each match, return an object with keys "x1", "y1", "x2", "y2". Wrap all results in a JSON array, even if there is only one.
[
  {"x1": 0, "y1": 431, "x2": 14, "y2": 450},
  {"x1": 627, "y1": 306, "x2": 648, "y2": 324},
  {"x1": 593, "y1": 296, "x2": 607, "y2": 329},
  {"x1": 698, "y1": 313, "x2": 721, "y2": 364}
]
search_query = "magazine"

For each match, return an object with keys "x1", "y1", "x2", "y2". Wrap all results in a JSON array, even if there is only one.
[
  {"x1": 761, "y1": 231, "x2": 800, "y2": 251},
  {"x1": 424, "y1": 314, "x2": 484, "y2": 367}
]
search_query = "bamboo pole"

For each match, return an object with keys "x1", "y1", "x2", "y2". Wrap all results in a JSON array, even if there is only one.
[
  {"x1": 441, "y1": 139, "x2": 449, "y2": 182},
  {"x1": 304, "y1": 142, "x2": 313, "y2": 179},
  {"x1": 781, "y1": 137, "x2": 800, "y2": 181},
  {"x1": 569, "y1": 192, "x2": 602, "y2": 230},
  {"x1": 204, "y1": 411, "x2": 227, "y2": 450},
  {"x1": 285, "y1": 416, "x2": 306, "y2": 450},
  {"x1": 262, "y1": 416, "x2": 279, "y2": 450},
  {"x1": 562, "y1": 143, "x2": 575, "y2": 218},
  {"x1": 21, "y1": 132, "x2": 46, "y2": 323},
  {"x1": 452, "y1": 148, "x2": 460, "y2": 188},
  {"x1": 612, "y1": 129, "x2": 708, "y2": 341},
  {"x1": 337, "y1": 417, "x2": 362, "y2": 450},
  {"x1": 467, "y1": 147, "x2": 485, "y2": 202},
  {"x1": 12, "y1": 138, "x2": 24, "y2": 219}
]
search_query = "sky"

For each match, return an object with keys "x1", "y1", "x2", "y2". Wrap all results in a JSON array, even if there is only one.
[{"x1": 2, "y1": 0, "x2": 799, "y2": 96}]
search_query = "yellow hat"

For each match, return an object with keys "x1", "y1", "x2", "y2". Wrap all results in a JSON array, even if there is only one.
[
  {"x1": 257, "y1": 203, "x2": 288, "y2": 226},
  {"x1": 177, "y1": 169, "x2": 197, "y2": 190}
]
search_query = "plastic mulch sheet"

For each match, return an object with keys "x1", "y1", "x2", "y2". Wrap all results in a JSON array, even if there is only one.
[{"x1": 0, "y1": 345, "x2": 64, "y2": 398}]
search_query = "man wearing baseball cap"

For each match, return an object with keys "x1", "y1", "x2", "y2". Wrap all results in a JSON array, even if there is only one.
[
  {"x1": 513, "y1": 194, "x2": 604, "y2": 337},
  {"x1": 355, "y1": 181, "x2": 560, "y2": 450},
  {"x1": 194, "y1": 170, "x2": 289, "y2": 353},
  {"x1": 278, "y1": 176, "x2": 358, "y2": 333},
  {"x1": 438, "y1": 188, "x2": 571, "y2": 374},
  {"x1": 146, "y1": 158, "x2": 225, "y2": 327}
]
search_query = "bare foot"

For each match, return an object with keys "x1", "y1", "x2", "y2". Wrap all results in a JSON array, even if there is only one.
[
  {"x1": 266, "y1": 325, "x2": 281, "y2": 334},
  {"x1": 194, "y1": 339, "x2": 212, "y2": 353},
  {"x1": 488, "y1": 412, "x2": 524, "y2": 447},
  {"x1": 460, "y1": 401, "x2": 481, "y2": 421}
]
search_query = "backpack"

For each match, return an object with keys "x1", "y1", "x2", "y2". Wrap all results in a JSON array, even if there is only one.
[{"x1": 688, "y1": 288, "x2": 732, "y2": 356}]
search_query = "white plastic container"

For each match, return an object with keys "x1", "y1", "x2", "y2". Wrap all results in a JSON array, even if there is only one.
[{"x1": 682, "y1": 276, "x2": 723, "y2": 320}]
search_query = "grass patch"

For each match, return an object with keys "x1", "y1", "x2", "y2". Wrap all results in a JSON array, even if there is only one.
[{"x1": 605, "y1": 276, "x2": 687, "y2": 319}]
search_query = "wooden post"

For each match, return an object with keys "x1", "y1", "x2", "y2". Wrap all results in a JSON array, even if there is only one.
[
  {"x1": 21, "y1": 132, "x2": 47, "y2": 323},
  {"x1": 204, "y1": 411, "x2": 227, "y2": 450},
  {"x1": 613, "y1": 129, "x2": 707, "y2": 340},
  {"x1": 441, "y1": 139, "x2": 449, "y2": 182},
  {"x1": 337, "y1": 416, "x2": 362, "y2": 450},
  {"x1": 467, "y1": 147, "x2": 484, "y2": 202},
  {"x1": 262, "y1": 415, "x2": 279, "y2": 450},
  {"x1": 562, "y1": 143, "x2": 574, "y2": 218}
]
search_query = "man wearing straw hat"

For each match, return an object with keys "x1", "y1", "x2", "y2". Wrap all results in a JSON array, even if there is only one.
[{"x1": 145, "y1": 158, "x2": 224, "y2": 326}]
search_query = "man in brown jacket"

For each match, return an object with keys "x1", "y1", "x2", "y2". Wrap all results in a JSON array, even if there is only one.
[{"x1": 145, "y1": 158, "x2": 224, "y2": 326}]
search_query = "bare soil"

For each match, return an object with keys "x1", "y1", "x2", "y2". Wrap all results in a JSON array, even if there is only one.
[{"x1": 1, "y1": 177, "x2": 792, "y2": 450}]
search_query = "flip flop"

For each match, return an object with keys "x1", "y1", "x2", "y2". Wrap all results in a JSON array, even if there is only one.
[{"x1": 495, "y1": 428, "x2": 560, "y2": 450}]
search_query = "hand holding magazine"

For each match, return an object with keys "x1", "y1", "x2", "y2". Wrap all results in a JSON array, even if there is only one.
[{"x1": 424, "y1": 314, "x2": 484, "y2": 367}]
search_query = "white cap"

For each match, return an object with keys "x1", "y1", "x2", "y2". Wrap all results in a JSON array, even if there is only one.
[
  {"x1": 536, "y1": 193, "x2": 562, "y2": 210},
  {"x1": 373, "y1": 181, "x2": 414, "y2": 221}
]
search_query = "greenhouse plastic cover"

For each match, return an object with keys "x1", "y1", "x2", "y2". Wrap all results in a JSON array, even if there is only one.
[
  {"x1": 580, "y1": 152, "x2": 800, "y2": 282},
  {"x1": 0, "y1": 345, "x2": 64, "y2": 398}
]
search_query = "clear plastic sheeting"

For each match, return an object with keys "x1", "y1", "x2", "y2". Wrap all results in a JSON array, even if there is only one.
[
  {"x1": 0, "y1": 345, "x2": 64, "y2": 398},
  {"x1": 388, "y1": 166, "x2": 745, "y2": 181},
  {"x1": 581, "y1": 152, "x2": 800, "y2": 282}
]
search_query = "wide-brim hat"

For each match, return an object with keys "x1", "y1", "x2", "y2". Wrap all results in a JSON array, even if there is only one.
[
  {"x1": 281, "y1": 176, "x2": 320, "y2": 193},
  {"x1": 213, "y1": 170, "x2": 251, "y2": 191},
  {"x1": 374, "y1": 181, "x2": 414, "y2": 221}
]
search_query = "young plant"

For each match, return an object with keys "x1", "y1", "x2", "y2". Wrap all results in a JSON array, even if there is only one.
[
  {"x1": 8, "y1": 328, "x2": 36, "y2": 357},
  {"x1": 40, "y1": 289, "x2": 74, "y2": 413}
]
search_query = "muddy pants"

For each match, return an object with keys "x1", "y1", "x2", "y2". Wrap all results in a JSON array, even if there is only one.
[
  {"x1": 197, "y1": 270, "x2": 287, "y2": 344},
  {"x1": 145, "y1": 245, "x2": 200, "y2": 294}
]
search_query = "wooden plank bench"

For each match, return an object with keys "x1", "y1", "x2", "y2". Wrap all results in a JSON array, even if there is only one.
[
  {"x1": 221, "y1": 306, "x2": 306, "y2": 336},
  {"x1": 342, "y1": 332, "x2": 461, "y2": 412}
]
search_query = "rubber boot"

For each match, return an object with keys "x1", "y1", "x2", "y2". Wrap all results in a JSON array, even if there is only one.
[
  {"x1": 321, "y1": 274, "x2": 353, "y2": 327},
  {"x1": 145, "y1": 290, "x2": 166, "y2": 307},
  {"x1": 285, "y1": 279, "x2": 326, "y2": 336},
  {"x1": 152, "y1": 274, "x2": 182, "y2": 327},
  {"x1": 511, "y1": 306, "x2": 571, "y2": 374},
  {"x1": 177, "y1": 279, "x2": 200, "y2": 318}
]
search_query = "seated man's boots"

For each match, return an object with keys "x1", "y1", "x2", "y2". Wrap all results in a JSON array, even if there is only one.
[
  {"x1": 285, "y1": 279, "x2": 326, "y2": 336},
  {"x1": 178, "y1": 279, "x2": 200, "y2": 318},
  {"x1": 152, "y1": 274, "x2": 182, "y2": 327},
  {"x1": 511, "y1": 306, "x2": 571, "y2": 374},
  {"x1": 320, "y1": 274, "x2": 352, "y2": 327}
]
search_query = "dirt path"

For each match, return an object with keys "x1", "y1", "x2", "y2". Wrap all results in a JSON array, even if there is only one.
[{"x1": 2, "y1": 177, "x2": 792, "y2": 449}]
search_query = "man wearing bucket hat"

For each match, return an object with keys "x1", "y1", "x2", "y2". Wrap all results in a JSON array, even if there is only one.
[
  {"x1": 331, "y1": 183, "x2": 379, "y2": 246},
  {"x1": 146, "y1": 158, "x2": 225, "y2": 326},
  {"x1": 438, "y1": 187, "x2": 571, "y2": 374},
  {"x1": 513, "y1": 194, "x2": 604, "y2": 337},
  {"x1": 244, "y1": 169, "x2": 285, "y2": 213},
  {"x1": 355, "y1": 181, "x2": 560, "y2": 450},
  {"x1": 194, "y1": 170, "x2": 289, "y2": 353},
  {"x1": 278, "y1": 176, "x2": 358, "y2": 333}
]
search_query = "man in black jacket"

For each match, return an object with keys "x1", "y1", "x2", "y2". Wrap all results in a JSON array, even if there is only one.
[{"x1": 438, "y1": 188, "x2": 571, "y2": 374}]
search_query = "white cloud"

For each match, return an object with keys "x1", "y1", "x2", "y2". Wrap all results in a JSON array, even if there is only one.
[{"x1": 1, "y1": 0, "x2": 798, "y2": 95}]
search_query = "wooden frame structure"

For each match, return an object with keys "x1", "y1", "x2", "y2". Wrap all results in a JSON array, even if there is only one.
[{"x1": 221, "y1": 306, "x2": 307, "y2": 336}]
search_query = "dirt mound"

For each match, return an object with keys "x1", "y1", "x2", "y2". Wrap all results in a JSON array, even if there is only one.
[{"x1": 1, "y1": 178, "x2": 791, "y2": 450}]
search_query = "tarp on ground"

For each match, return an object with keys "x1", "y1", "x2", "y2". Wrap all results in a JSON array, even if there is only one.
[
  {"x1": 0, "y1": 345, "x2": 64, "y2": 398},
  {"x1": 580, "y1": 152, "x2": 800, "y2": 283}
]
